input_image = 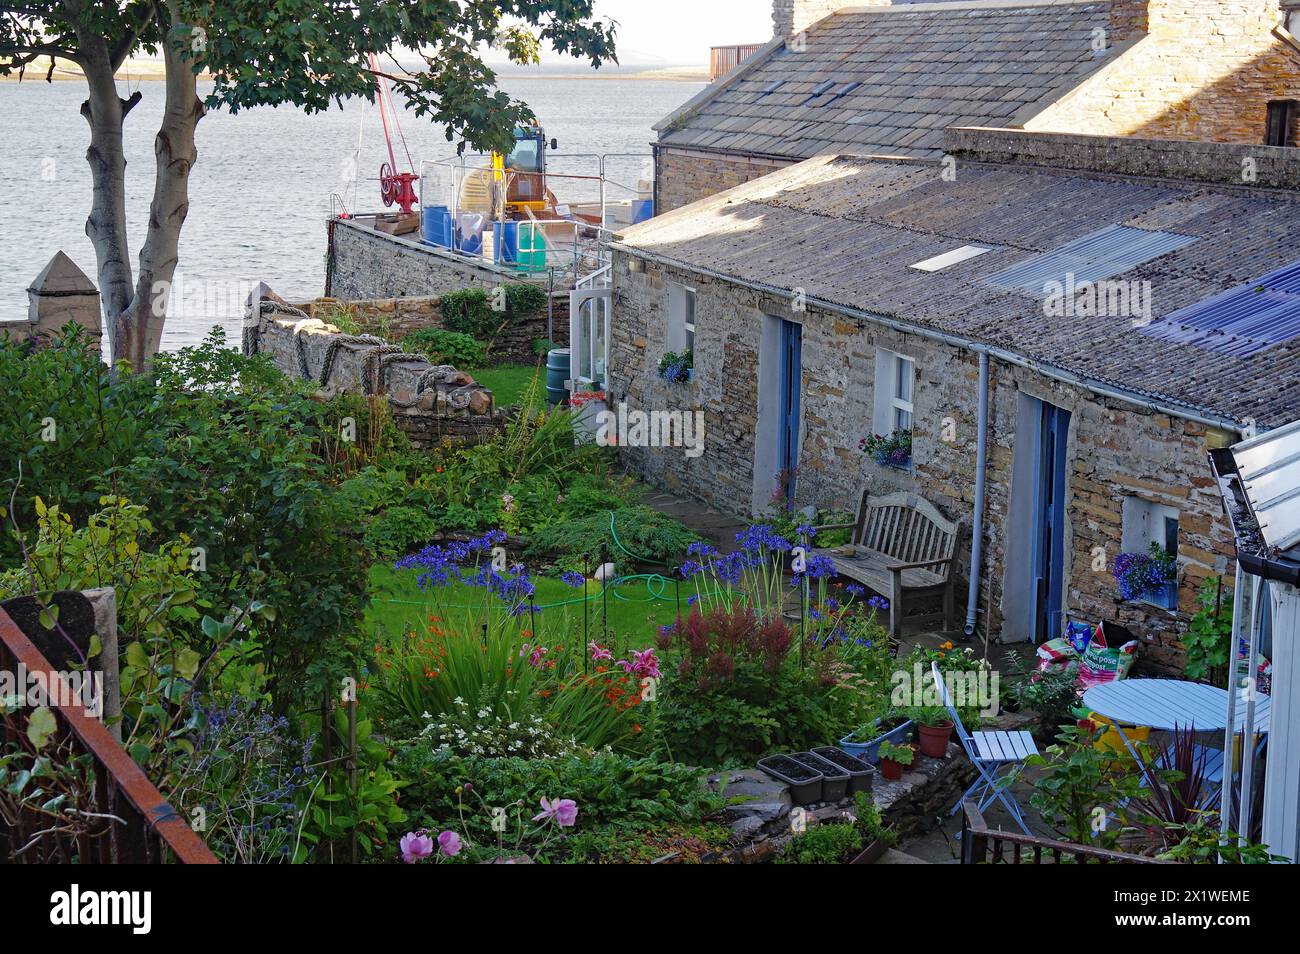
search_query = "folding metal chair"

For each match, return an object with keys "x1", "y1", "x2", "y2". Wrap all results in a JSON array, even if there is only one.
[{"x1": 931, "y1": 661, "x2": 1038, "y2": 835}]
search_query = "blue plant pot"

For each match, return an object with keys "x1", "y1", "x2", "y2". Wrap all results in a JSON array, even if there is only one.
[{"x1": 839, "y1": 719, "x2": 915, "y2": 766}]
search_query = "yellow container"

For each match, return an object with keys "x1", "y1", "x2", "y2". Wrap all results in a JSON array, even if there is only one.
[{"x1": 1089, "y1": 712, "x2": 1151, "y2": 765}]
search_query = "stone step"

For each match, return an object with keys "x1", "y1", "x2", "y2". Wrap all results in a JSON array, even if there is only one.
[{"x1": 874, "y1": 848, "x2": 932, "y2": 864}]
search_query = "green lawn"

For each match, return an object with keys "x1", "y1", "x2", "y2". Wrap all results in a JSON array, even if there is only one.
[
  {"x1": 474, "y1": 362, "x2": 546, "y2": 411},
  {"x1": 366, "y1": 563, "x2": 683, "y2": 649}
]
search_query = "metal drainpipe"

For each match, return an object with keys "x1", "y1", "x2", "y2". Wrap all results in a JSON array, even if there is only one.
[{"x1": 964, "y1": 351, "x2": 990, "y2": 640}]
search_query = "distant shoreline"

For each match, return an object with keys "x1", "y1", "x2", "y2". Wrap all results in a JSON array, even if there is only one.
[{"x1": 1, "y1": 57, "x2": 709, "y2": 84}]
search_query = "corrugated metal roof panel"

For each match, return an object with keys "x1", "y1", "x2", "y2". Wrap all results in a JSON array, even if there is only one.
[
  {"x1": 986, "y1": 225, "x2": 1198, "y2": 295},
  {"x1": 1141, "y1": 259, "x2": 1300, "y2": 356}
]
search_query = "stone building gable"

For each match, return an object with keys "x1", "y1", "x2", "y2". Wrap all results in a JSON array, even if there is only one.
[{"x1": 1030, "y1": 0, "x2": 1300, "y2": 146}]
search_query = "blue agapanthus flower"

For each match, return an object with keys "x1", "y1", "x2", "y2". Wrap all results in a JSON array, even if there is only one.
[
  {"x1": 560, "y1": 570, "x2": 586, "y2": 589},
  {"x1": 736, "y1": 524, "x2": 793, "y2": 553},
  {"x1": 804, "y1": 554, "x2": 837, "y2": 579}
]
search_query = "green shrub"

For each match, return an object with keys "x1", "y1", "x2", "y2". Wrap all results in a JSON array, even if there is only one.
[
  {"x1": 0, "y1": 325, "x2": 154, "y2": 559},
  {"x1": 0, "y1": 328, "x2": 372, "y2": 715},
  {"x1": 440, "y1": 283, "x2": 547, "y2": 340},
  {"x1": 776, "y1": 823, "x2": 863, "y2": 864},
  {"x1": 655, "y1": 661, "x2": 843, "y2": 767},
  {"x1": 401, "y1": 328, "x2": 486, "y2": 369},
  {"x1": 526, "y1": 505, "x2": 700, "y2": 568},
  {"x1": 1184, "y1": 576, "x2": 1232, "y2": 685},
  {"x1": 564, "y1": 822, "x2": 730, "y2": 864},
  {"x1": 114, "y1": 334, "x2": 372, "y2": 714},
  {"x1": 363, "y1": 506, "x2": 438, "y2": 560},
  {"x1": 391, "y1": 748, "x2": 717, "y2": 860}
]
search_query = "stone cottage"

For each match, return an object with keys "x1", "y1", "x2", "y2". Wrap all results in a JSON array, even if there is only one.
[
  {"x1": 606, "y1": 129, "x2": 1300, "y2": 672},
  {"x1": 656, "y1": 0, "x2": 1300, "y2": 212}
]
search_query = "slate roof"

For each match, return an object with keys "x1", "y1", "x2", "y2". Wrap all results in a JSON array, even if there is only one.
[
  {"x1": 656, "y1": 1, "x2": 1117, "y2": 161},
  {"x1": 614, "y1": 153, "x2": 1300, "y2": 428}
]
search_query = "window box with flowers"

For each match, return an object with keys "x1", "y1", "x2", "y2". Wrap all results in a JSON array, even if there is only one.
[
  {"x1": 658, "y1": 349, "x2": 694, "y2": 384},
  {"x1": 1112, "y1": 542, "x2": 1179, "y2": 610},
  {"x1": 860, "y1": 428, "x2": 912, "y2": 471}
]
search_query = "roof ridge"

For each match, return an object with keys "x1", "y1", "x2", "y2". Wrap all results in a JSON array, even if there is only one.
[{"x1": 836, "y1": 0, "x2": 1107, "y2": 12}]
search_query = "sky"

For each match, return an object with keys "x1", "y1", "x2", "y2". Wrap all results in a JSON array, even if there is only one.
[{"x1": 496, "y1": 0, "x2": 775, "y2": 67}]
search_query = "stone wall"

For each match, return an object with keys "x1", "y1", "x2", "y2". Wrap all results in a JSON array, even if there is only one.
[
  {"x1": 295, "y1": 293, "x2": 567, "y2": 366},
  {"x1": 948, "y1": 126, "x2": 1300, "y2": 189},
  {"x1": 654, "y1": 146, "x2": 793, "y2": 214},
  {"x1": 1030, "y1": 0, "x2": 1300, "y2": 146},
  {"x1": 607, "y1": 250, "x2": 1239, "y2": 673},
  {"x1": 328, "y1": 216, "x2": 542, "y2": 300},
  {"x1": 245, "y1": 295, "x2": 504, "y2": 449}
]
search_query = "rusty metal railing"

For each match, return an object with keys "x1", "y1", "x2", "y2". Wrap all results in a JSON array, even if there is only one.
[
  {"x1": 0, "y1": 605, "x2": 217, "y2": 864},
  {"x1": 960, "y1": 801, "x2": 1173, "y2": 864}
]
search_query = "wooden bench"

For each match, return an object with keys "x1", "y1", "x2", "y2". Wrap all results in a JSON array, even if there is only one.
[{"x1": 812, "y1": 491, "x2": 963, "y2": 638}]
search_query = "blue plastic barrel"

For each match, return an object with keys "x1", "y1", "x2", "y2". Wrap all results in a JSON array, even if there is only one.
[
  {"x1": 545, "y1": 349, "x2": 571, "y2": 407},
  {"x1": 421, "y1": 205, "x2": 451, "y2": 247},
  {"x1": 493, "y1": 221, "x2": 520, "y2": 264}
]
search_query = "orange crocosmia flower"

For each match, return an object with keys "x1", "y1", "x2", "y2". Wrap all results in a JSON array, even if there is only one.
[
  {"x1": 940, "y1": 640, "x2": 954, "y2": 651},
  {"x1": 632, "y1": 724, "x2": 642, "y2": 733},
  {"x1": 521, "y1": 629, "x2": 533, "y2": 639}
]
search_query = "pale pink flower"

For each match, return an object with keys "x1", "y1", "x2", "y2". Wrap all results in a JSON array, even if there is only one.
[
  {"x1": 533, "y1": 797, "x2": 579, "y2": 828},
  {"x1": 438, "y1": 830, "x2": 462, "y2": 857},
  {"x1": 400, "y1": 830, "x2": 434, "y2": 863}
]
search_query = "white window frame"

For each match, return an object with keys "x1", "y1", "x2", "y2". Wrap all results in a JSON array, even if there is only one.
[
  {"x1": 667, "y1": 281, "x2": 696, "y2": 355},
  {"x1": 873, "y1": 349, "x2": 915, "y2": 437},
  {"x1": 1120, "y1": 497, "x2": 1180, "y2": 610},
  {"x1": 685, "y1": 287, "x2": 696, "y2": 354}
]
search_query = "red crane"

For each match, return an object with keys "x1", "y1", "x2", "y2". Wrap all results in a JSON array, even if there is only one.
[{"x1": 369, "y1": 53, "x2": 419, "y2": 216}]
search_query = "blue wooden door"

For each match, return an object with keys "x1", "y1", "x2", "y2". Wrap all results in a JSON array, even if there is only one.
[
  {"x1": 779, "y1": 320, "x2": 802, "y2": 500},
  {"x1": 1033, "y1": 401, "x2": 1072, "y2": 643}
]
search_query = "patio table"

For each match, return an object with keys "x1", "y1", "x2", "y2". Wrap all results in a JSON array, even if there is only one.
[
  {"x1": 1082, "y1": 679, "x2": 1270, "y2": 736},
  {"x1": 1082, "y1": 679, "x2": 1270, "y2": 809}
]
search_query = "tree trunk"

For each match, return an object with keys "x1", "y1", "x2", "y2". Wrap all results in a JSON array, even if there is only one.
[
  {"x1": 129, "y1": 4, "x2": 203, "y2": 368},
  {"x1": 76, "y1": 3, "x2": 203, "y2": 370},
  {"x1": 74, "y1": 11, "x2": 137, "y2": 358}
]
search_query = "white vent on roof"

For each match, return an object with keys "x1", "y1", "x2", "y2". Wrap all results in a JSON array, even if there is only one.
[{"x1": 910, "y1": 245, "x2": 993, "y2": 272}]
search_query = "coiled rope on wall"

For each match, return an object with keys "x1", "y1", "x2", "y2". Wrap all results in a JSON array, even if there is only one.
[{"x1": 248, "y1": 298, "x2": 480, "y2": 408}]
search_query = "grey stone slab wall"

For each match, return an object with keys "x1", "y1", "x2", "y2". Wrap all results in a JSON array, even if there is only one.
[
  {"x1": 247, "y1": 300, "x2": 503, "y2": 448},
  {"x1": 328, "y1": 217, "x2": 539, "y2": 300}
]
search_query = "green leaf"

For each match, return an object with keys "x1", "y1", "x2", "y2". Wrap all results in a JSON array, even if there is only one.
[
  {"x1": 27, "y1": 707, "x2": 57, "y2": 749},
  {"x1": 175, "y1": 648, "x2": 201, "y2": 681}
]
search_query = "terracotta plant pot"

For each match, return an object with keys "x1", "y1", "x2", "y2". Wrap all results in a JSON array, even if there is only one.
[
  {"x1": 917, "y1": 721, "x2": 954, "y2": 758},
  {"x1": 879, "y1": 756, "x2": 905, "y2": 781}
]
